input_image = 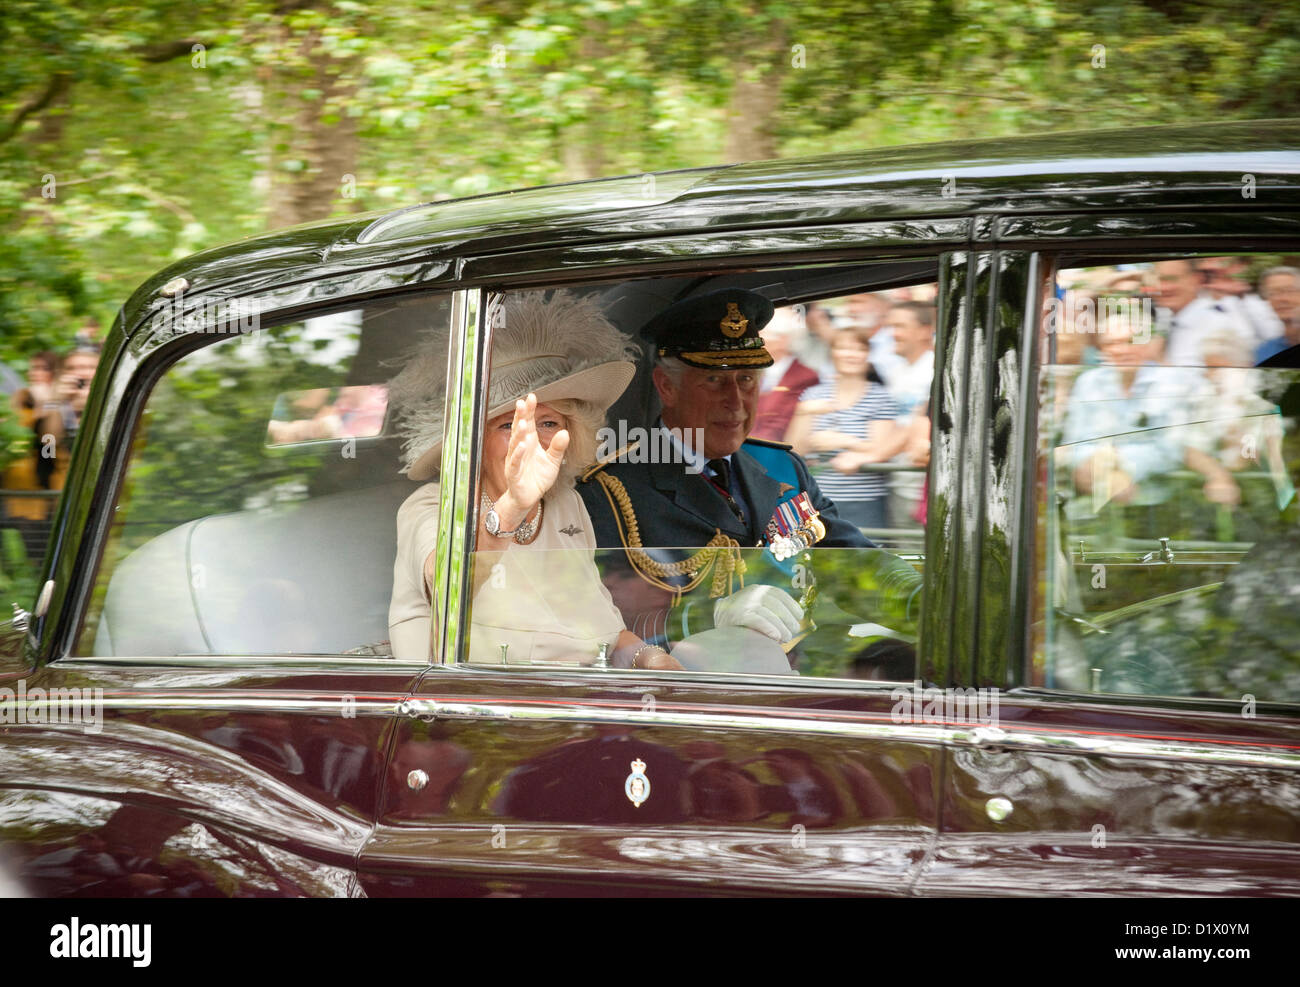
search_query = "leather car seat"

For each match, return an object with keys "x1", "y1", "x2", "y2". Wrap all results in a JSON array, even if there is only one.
[{"x1": 92, "y1": 480, "x2": 415, "y2": 656}]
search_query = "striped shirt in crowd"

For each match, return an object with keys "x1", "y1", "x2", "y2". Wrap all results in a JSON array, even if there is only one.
[{"x1": 800, "y1": 381, "x2": 900, "y2": 503}]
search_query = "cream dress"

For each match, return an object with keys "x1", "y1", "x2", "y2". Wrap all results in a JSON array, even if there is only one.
[{"x1": 388, "y1": 483, "x2": 626, "y2": 663}]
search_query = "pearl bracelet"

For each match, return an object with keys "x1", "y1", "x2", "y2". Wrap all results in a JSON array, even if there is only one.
[{"x1": 632, "y1": 643, "x2": 668, "y2": 669}]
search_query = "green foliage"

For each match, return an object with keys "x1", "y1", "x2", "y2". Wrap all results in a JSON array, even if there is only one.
[
  {"x1": 0, "y1": 527, "x2": 39, "y2": 610},
  {"x1": 0, "y1": 397, "x2": 32, "y2": 472},
  {"x1": 120, "y1": 323, "x2": 341, "y2": 532},
  {"x1": 0, "y1": 0, "x2": 1295, "y2": 373}
]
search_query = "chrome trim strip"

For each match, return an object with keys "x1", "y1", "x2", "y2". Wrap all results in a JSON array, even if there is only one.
[
  {"x1": 455, "y1": 288, "x2": 488, "y2": 665},
  {"x1": 395, "y1": 698, "x2": 1300, "y2": 770},
  {"x1": 955, "y1": 724, "x2": 1300, "y2": 769},
  {"x1": 8, "y1": 684, "x2": 1297, "y2": 768},
  {"x1": 0, "y1": 697, "x2": 406, "y2": 718},
  {"x1": 55, "y1": 655, "x2": 427, "y2": 670},
  {"x1": 432, "y1": 288, "x2": 484, "y2": 665}
]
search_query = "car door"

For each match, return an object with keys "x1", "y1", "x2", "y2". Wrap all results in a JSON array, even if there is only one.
[
  {"x1": 0, "y1": 286, "x2": 455, "y2": 896},
  {"x1": 918, "y1": 228, "x2": 1300, "y2": 896},
  {"x1": 357, "y1": 231, "x2": 973, "y2": 895}
]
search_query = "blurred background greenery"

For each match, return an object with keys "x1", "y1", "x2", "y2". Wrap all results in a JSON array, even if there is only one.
[{"x1": 2, "y1": 0, "x2": 1298, "y2": 365}]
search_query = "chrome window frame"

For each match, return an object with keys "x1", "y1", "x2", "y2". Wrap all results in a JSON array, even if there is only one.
[
  {"x1": 436, "y1": 255, "x2": 958, "y2": 679},
  {"x1": 36, "y1": 217, "x2": 974, "y2": 674}
]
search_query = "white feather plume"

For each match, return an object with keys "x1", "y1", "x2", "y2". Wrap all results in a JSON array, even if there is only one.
[{"x1": 388, "y1": 290, "x2": 640, "y2": 475}]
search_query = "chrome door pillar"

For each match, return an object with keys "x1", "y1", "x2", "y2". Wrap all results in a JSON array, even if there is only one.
[
  {"x1": 921, "y1": 247, "x2": 1038, "y2": 690},
  {"x1": 430, "y1": 289, "x2": 488, "y2": 664}
]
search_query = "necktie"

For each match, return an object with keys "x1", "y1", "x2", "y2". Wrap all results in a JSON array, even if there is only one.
[
  {"x1": 707, "y1": 458, "x2": 746, "y2": 524},
  {"x1": 708, "y1": 457, "x2": 730, "y2": 490}
]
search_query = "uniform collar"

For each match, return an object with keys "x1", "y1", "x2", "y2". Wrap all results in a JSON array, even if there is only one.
[
  {"x1": 656, "y1": 421, "x2": 723, "y2": 474},
  {"x1": 646, "y1": 423, "x2": 745, "y2": 539}
]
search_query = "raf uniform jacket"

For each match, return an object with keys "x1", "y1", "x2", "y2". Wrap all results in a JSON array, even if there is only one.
[{"x1": 578, "y1": 436, "x2": 870, "y2": 552}]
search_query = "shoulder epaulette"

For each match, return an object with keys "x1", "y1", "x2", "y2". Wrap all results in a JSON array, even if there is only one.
[
  {"x1": 743, "y1": 435, "x2": 793, "y2": 451},
  {"x1": 580, "y1": 440, "x2": 641, "y2": 483}
]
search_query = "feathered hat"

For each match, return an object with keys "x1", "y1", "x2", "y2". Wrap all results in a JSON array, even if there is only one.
[{"x1": 389, "y1": 290, "x2": 639, "y2": 481}]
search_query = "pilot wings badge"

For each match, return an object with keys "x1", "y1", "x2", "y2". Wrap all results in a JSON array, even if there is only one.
[
  {"x1": 719, "y1": 302, "x2": 748, "y2": 338},
  {"x1": 559, "y1": 524, "x2": 583, "y2": 536},
  {"x1": 624, "y1": 758, "x2": 651, "y2": 808}
]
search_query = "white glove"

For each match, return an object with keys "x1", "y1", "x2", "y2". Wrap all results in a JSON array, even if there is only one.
[
  {"x1": 674, "y1": 626, "x2": 792, "y2": 674},
  {"x1": 713, "y1": 584, "x2": 803, "y2": 644}
]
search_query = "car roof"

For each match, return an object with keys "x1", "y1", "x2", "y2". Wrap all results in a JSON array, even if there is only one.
[{"x1": 122, "y1": 118, "x2": 1300, "y2": 335}]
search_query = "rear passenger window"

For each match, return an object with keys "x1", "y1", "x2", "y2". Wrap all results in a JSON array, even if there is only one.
[
  {"x1": 1033, "y1": 255, "x2": 1300, "y2": 702},
  {"x1": 78, "y1": 293, "x2": 453, "y2": 658}
]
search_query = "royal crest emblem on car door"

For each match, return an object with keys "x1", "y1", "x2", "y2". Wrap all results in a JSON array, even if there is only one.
[{"x1": 624, "y1": 758, "x2": 650, "y2": 808}]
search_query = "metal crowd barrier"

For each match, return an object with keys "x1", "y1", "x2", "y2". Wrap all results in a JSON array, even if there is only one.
[{"x1": 0, "y1": 488, "x2": 59, "y2": 570}]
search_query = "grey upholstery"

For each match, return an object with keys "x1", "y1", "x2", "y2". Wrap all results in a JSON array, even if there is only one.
[{"x1": 93, "y1": 480, "x2": 415, "y2": 656}]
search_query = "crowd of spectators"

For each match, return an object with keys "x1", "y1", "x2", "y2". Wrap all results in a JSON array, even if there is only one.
[
  {"x1": 1051, "y1": 258, "x2": 1300, "y2": 535},
  {"x1": 751, "y1": 286, "x2": 938, "y2": 531},
  {"x1": 753, "y1": 257, "x2": 1299, "y2": 535},
  {"x1": 2, "y1": 329, "x2": 101, "y2": 560}
]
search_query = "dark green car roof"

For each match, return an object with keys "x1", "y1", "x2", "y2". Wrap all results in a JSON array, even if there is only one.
[{"x1": 122, "y1": 118, "x2": 1300, "y2": 334}]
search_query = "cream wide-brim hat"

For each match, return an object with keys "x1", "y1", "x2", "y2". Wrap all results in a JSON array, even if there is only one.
[{"x1": 406, "y1": 359, "x2": 635, "y2": 481}]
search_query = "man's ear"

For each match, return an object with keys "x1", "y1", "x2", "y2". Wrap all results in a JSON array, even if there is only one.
[{"x1": 652, "y1": 364, "x2": 675, "y2": 409}]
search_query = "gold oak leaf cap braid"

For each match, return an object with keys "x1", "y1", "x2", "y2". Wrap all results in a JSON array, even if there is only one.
[{"x1": 643, "y1": 289, "x2": 775, "y2": 371}]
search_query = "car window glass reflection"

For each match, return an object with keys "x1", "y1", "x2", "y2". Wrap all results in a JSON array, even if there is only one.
[
  {"x1": 1037, "y1": 257, "x2": 1300, "y2": 702},
  {"x1": 436, "y1": 279, "x2": 932, "y2": 679}
]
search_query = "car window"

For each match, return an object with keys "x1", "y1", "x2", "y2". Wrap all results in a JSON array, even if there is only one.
[
  {"x1": 445, "y1": 271, "x2": 937, "y2": 679},
  {"x1": 1033, "y1": 254, "x2": 1300, "y2": 702},
  {"x1": 76, "y1": 292, "x2": 453, "y2": 658}
]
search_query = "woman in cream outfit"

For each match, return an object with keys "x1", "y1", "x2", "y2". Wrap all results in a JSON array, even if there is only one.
[{"x1": 389, "y1": 291, "x2": 700, "y2": 668}]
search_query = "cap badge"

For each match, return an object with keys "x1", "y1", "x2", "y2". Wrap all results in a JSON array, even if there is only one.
[{"x1": 719, "y1": 302, "x2": 748, "y2": 338}]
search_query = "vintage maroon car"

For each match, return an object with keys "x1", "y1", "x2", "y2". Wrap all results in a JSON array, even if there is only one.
[{"x1": 2, "y1": 119, "x2": 1298, "y2": 896}]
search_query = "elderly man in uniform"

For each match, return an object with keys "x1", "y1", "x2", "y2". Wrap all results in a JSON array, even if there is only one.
[
  {"x1": 581, "y1": 290, "x2": 870, "y2": 550},
  {"x1": 579, "y1": 291, "x2": 920, "y2": 669}
]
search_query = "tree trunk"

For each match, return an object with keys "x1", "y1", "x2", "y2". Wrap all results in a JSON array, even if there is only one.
[
  {"x1": 2, "y1": 72, "x2": 73, "y2": 146},
  {"x1": 559, "y1": 25, "x2": 608, "y2": 180},
  {"x1": 265, "y1": 27, "x2": 361, "y2": 229},
  {"x1": 723, "y1": 25, "x2": 788, "y2": 163}
]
